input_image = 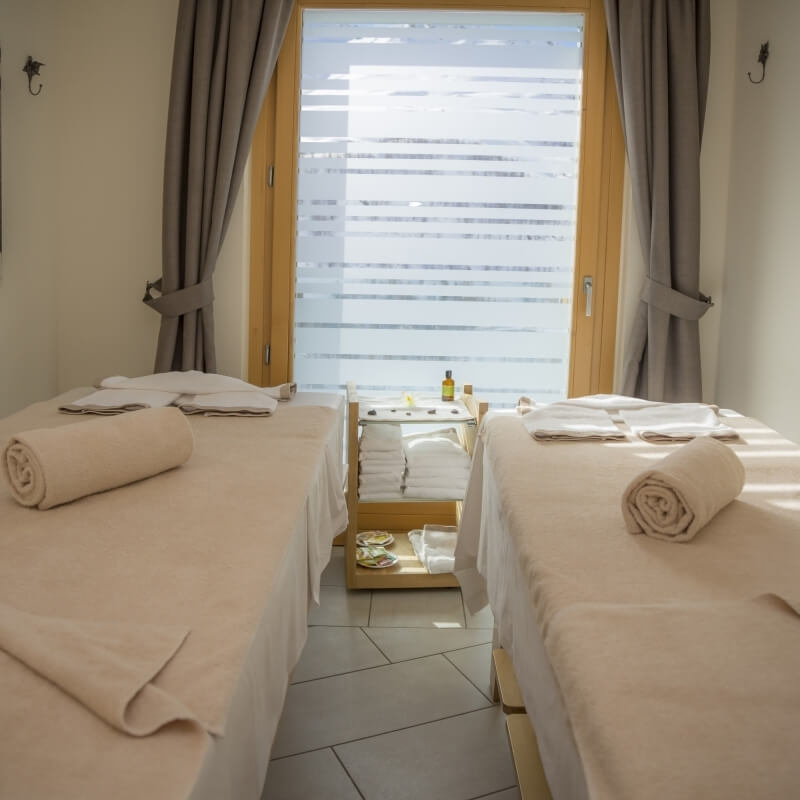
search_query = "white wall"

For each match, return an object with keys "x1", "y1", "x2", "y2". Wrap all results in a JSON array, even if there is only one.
[
  {"x1": 715, "y1": 0, "x2": 800, "y2": 442},
  {"x1": 51, "y1": 0, "x2": 250, "y2": 391},
  {"x1": 614, "y1": 0, "x2": 738, "y2": 404},
  {"x1": 0, "y1": 0, "x2": 251, "y2": 417},
  {"x1": 0, "y1": 0, "x2": 60, "y2": 417}
]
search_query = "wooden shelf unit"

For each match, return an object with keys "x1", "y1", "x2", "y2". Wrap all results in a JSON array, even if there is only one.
[{"x1": 345, "y1": 384, "x2": 487, "y2": 590}]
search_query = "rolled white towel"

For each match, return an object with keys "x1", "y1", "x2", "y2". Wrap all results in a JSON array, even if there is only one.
[
  {"x1": 622, "y1": 437, "x2": 745, "y2": 542},
  {"x1": 2, "y1": 408, "x2": 193, "y2": 510}
]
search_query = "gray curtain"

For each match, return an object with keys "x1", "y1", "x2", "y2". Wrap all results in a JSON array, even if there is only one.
[
  {"x1": 144, "y1": 0, "x2": 293, "y2": 373},
  {"x1": 605, "y1": 0, "x2": 712, "y2": 401}
]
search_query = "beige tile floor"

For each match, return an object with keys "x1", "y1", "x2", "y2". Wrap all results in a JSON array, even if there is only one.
[{"x1": 262, "y1": 547, "x2": 521, "y2": 800}]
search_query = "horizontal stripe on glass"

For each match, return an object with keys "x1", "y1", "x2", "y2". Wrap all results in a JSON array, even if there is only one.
[
  {"x1": 296, "y1": 321, "x2": 567, "y2": 334},
  {"x1": 297, "y1": 353, "x2": 564, "y2": 364},
  {"x1": 296, "y1": 262, "x2": 571, "y2": 273}
]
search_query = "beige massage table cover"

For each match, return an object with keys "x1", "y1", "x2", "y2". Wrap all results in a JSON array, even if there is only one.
[{"x1": 0, "y1": 390, "x2": 347, "y2": 800}]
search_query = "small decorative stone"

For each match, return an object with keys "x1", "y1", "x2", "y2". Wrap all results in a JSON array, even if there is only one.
[
  {"x1": 451, "y1": 409, "x2": 459, "y2": 414},
  {"x1": 405, "y1": 411, "x2": 412, "y2": 416},
  {"x1": 427, "y1": 409, "x2": 436, "y2": 414},
  {"x1": 367, "y1": 409, "x2": 377, "y2": 416}
]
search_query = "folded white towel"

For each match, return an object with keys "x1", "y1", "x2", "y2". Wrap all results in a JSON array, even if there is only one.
[
  {"x1": 554, "y1": 394, "x2": 668, "y2": 412},
  {"x1": 404, "y1": 430, "x2": 470, "y2": 465},
  {"x1": 408, "y1": 525, "x2": 458, "y2": 574},
  {"x1": 359, "y1": 475, "x2": 403, "y2": 490},
  {"x1": 521, "y1": 405, "x2": 625, "y2": 441},
  {"x1": 59, "y1": 389, "x2": 180, "y2": 415},
  {"x1": 359, "y1": 424, "x2": 403, "y2": 453},
  {"x1": 403, "y1": 486, "x2": 467, "y2": 500},
  {"x1": 620, "y1": 404, "x2": 738, "y2": 442},
  {"x1": 100, "y1": 371, "x2": 296, "y2": 400},
  {"x1": 405, "y1": 465, "x2": 471, "y2": 480},
  {"x1": 176, "y1": 391, "x2": 277, "y2": 417},
  {"x1": 358, "y1": 488, "x2": 404, "y2": 500},
  {"x1": 359, "y1": 450, "x2": 405, "y2": 463},
  {"x1": 358, "y1": 462, "x2": 405, "y2": 476},
  {"x1": 405, "y1": 475, "x2": 469, "y2": 492}
]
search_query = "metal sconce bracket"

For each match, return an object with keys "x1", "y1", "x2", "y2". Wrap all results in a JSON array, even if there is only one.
[
  {"x1": 747, "y1": 41, "x2": 769, "y2": 84},
  {"x1": 23, "y1": 56, "x2": 45, "y2": 95}
]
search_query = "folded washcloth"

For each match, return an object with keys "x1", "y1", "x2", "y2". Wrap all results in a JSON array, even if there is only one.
[
  {"x1": 408, "y1": 525, "x2": 458, "y2": 574},
  {"x1": 620, "y1": 403, "x2": 738, "y2": 442},
  {"x1": 2, "y1": 407, "x2": 194, "y2": 509},
  {"x1": 100, "y1": 371, "x2": 296, "y2": 400},
  {"x1": 521, "y1": 405, "x2": 625, "y2": 441},
  {"x1": 0, "y1": 602, "x2": 206, "y2": 736},
  {"x1": 622, "y1": 436, "x2": 745, "y2": 542},
  {"x1": 177, "y1": 391, "x2": 277, "y2": 417},
  {"x1": 359, "y1": 424, "x2": 403, "y2": 452},
  {"x1": 59, "y1": 389, "x2": 180, "y2": 415}
]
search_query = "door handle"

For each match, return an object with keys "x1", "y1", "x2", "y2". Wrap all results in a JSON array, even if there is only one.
[{"x1": 583, "y1": 276, "x2": 593, "y2": 317}]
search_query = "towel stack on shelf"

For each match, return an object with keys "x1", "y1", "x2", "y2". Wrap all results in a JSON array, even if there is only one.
[
  {"x1": 403, "y1": 428, "x2": 472, "y2": 499},
  {"x1": 358, "y1": 424, "x2": 406, "y2": 500}
]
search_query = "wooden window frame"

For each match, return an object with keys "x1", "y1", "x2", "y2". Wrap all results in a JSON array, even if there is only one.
[{"x1": 248, "y1": 0, "x2": 624, "y2": 397}]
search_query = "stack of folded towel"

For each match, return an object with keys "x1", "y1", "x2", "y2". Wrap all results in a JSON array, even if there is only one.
[
  {"x1": 403, "y1": 428, "x2": 472, "y2": 499},
  {"x1": 59, "y1": 371, "x2": 296, "y2": 417},
  {"x1": 408, "y1": 524, "x2": 458, "y2": 574},
  {"x1": 521, "y1": 404, "x2": 626, "y2": 442},
  {"x1": 619, "y1": 403, "x2": 738, "y2": 442},
  {"x1": 358, "y1": 424, "x2": 406, "y2": 500}
]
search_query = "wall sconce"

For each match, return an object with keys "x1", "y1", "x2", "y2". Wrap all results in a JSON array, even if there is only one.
[
  {"x1": 22, "y1": 56, "x2": 45, "y2": 96},
  {"x1": 747, "y1": 41, "x2": 769, "y2": 84}
]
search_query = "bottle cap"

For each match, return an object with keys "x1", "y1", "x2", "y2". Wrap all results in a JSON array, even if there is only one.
[{"x1": 445, "y1": 370, "x2": 452, "y2": 379}]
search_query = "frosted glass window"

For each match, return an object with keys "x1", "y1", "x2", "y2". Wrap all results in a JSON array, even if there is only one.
[{"x1": 293, "y1": 9, "x2": 584, "y2": 406}]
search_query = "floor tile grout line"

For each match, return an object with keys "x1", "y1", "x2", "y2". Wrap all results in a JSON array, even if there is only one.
[
  {"x1": 271, "y1": 704, "x2": 497, "y2": 762},
  {"x1": 442, "y1": 650, "x2": 495, "y2": 703},
  {"x1": 331, "y1": 746, "x2": 368, "y2": 800},
  {"x1": 291, "y1": 658, "x2": 390, "y2": 686},
  {"x1": 286, "y1": 649, "x2": 492, "y2": 687},
  {"x1": 367, "y1": 589, "x2": 374, "y2": 626},
  {"x1": 360, "y1": 626, "x2": 392, "y2": 663}
]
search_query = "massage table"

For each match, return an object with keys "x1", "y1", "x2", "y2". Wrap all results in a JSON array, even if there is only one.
[
  {"x1": 455, "y1": 411, "x2": 800, "y2": 800},
  {"x1": 0, "y1": 389, "x2": 347, "y2": 800}
]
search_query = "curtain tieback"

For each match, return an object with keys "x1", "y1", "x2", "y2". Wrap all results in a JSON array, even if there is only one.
[
  {"x1": 641, "y1": 277, "x2": 713, "y2": 321},
  {"x1": 142, "y1": 277, "x2": 214, "y2": 318}
]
